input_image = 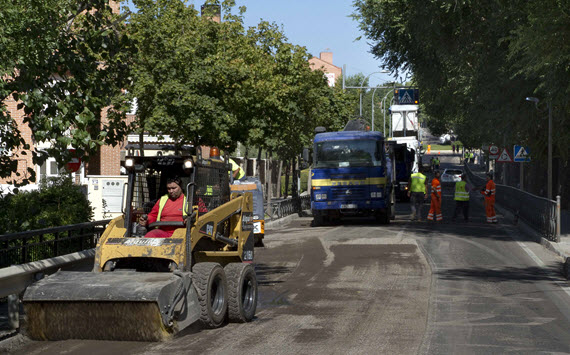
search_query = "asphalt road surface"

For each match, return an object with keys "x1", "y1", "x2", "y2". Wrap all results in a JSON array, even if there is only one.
[{"x1": 4, "y1": 157, "x2": 570, "y2": 354}]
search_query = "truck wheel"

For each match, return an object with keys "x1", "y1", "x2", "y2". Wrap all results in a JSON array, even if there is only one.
[
  {"x1": 192, "y1": 262, "x2": 228, "y2": 328},
  {"x1": 376, "y1": 210, "x2": 390, "y2": 225},
  {"x1": 225, "y1": 263, "x2": 258, "y2": 322},
  {"x1": 312, "y1": 215, "x2": 323, "y2": 227}
]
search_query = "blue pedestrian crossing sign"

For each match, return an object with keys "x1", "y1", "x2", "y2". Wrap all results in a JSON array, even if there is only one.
[
  {"x1": 394, "y1": 88, "x2": 419, "y2": 105},
  {"x1": 513, "y1": 145, "x2": 531, "y2": 162}
]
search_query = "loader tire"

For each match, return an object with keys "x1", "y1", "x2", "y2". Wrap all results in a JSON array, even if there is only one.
[
  {"x1": 192, "y1": 262, "x2": 228, "y2": 328},
  {"x1": 225, "y1": 263, "x2": 258, "y2": 323}
]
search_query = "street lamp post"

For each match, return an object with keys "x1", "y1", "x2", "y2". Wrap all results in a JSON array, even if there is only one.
[
  {"x1": 359, "y1": 70, "x2": 390, "y2": 117},
  {"x1": 384, "y1": 96, "x2": 396, "y2": 137},
  {"x1": 381, "y1": 89, "x2": 394, "y2": 135},
  {"x1": 525, "y1": 96, "x2": 552, "y2": 200}
]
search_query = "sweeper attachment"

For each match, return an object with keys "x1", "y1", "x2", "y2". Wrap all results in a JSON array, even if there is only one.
[{"x1": 23, "y1": 153, "x2": 258, "y2": 341}]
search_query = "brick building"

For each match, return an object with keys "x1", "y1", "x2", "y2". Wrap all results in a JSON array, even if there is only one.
[{"x1": 309, "y1": 52, "x2": 342, "y2": 87}]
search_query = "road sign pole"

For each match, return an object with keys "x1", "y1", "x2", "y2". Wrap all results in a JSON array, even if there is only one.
[
  {"x1": 519, "y1": 162, "x2": 523, "y2": 191},
  {"x1": 556, "y1": 195, "x2": 561, "y2": 242},
  {"x1": 548, "y1": 103, "x2": 552, "y2": 200}
]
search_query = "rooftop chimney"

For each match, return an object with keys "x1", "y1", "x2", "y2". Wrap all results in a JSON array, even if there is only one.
[{"x1": 320, "y1": 52, "x2": 333, "y2": 64}]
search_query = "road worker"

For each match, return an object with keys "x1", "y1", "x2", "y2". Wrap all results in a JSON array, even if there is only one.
[
  {"x1": 229, "y1": 158, "x2": 246, "y2": 182},
  {"x1": 138, "y1": 177, "x2": 187, "y2": 238},
  {"x1": 211, "y1": 146, "x2": 245, "y2": 183},
  {"x1": 427, "y1": 171, "x2": 442, "y2": 222},
  {"x1": 407, "y1": 167, "x2": 428, "y2": 221},
  {"x1": 452, "y1": 174, "x2": 471, "y2": 222},
  {"x1": 481, "y1": 172, "x2": 497, "y2": 223}
]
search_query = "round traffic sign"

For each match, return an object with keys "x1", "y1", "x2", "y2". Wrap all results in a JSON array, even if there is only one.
[
  {"x1": 489, "y1": 145, "x2": 499, "y2": 154},
  {"x1": 66, "y1": 149, "x2": 82, "y2": 173}
]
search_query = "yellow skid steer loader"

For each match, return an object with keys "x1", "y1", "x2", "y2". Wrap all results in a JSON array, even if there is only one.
[{"x1": 23, "y1": 151, "x2": 258, "y2": 341}]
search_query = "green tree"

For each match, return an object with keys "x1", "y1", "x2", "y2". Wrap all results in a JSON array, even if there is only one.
[
  {"x1": 353, "y1": 0, "x2": 570, "y2": 201},
  {"x1": 0, "y1": 0, "x2": 133, "y2": 185},
  {"x1": 128, "y1": 0, "x2": 353, "y2": 162},
  {"x1": 127, "y1": 0, "x2": 266, "y2": 151}
]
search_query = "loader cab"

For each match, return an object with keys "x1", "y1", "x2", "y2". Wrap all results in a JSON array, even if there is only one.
[{"x1": 122, "y1": 154, "x2": 231, "y2": 239}]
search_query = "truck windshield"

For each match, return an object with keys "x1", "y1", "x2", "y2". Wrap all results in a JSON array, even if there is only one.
[{"x1": 314, "y1": 139, "x2": 383, "y2": 168}]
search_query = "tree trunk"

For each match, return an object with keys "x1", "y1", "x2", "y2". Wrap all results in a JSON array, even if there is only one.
[
  {"x1": 244, "y1": 146, "x2": 249, "y2": 177},
  {"x1": 292, "y1": 157, "x2": 298, "y2": 200},
  {"x1": 284, "y1": 160, "x2": 290, "y2": 198},
  {"x1": 256, "y1": 148, "x2": 262, "y2": 179},
  {"x1": 277, "y1": 159, "x2": 283, "y2": 198},
  {"x1": 266, "y1": 152, "x2": 272, "y2": 218}
]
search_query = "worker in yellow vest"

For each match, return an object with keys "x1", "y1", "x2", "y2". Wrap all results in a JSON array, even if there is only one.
[
  {"x1": 452, "y1": 174, "x2": 471, "y2": 222},
  {"x1": 407, "y1": 167, "x2": 428, "y2": 221},
  {"x1": 229, "y1": 158, "x2": 245, "y2": 182},
  {"x1": 211, "y1": 146, "x2": 245, "y2": 183}
]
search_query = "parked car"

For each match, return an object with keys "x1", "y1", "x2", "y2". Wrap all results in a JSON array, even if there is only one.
[
  {"x1": 438, "y1": 133, "x2": 457, "y2": 145},
  {"x1": 441, "y1": 168, "x2": 463, "y2": 182},
  {"x1": 438, "y1": 134, "x2": 451, "y2": 144}
]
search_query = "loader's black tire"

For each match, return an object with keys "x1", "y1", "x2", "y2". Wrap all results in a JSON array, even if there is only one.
[
  {"x1": 225, "y1": 263, "x2": 258, "y2": 323},
  {"x1": 192, "y1": 262, "x2": 228, "y2": 328}
]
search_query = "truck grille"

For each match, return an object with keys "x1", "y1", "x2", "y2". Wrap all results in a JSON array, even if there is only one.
[{"x1": 331, "y1": 186, "x2": 367, "y2": 200}]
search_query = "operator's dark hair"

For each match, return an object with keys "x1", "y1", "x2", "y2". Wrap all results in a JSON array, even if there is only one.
[{"x1": 167, "y1": 176, "x2": 182, "y2": 188}]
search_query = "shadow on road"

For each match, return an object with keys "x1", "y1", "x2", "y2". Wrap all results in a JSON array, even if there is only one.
[{"x1": 435, "y1": 263, "x2": 564, "y2": 283}]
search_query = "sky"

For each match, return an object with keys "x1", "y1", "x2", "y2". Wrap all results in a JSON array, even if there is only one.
[
  {"x1": 235, "y1": 0, "x2": 395, "y2": 88},
  {"x1": 125, "y1": 0, "x2": 396, "y2": 88}
]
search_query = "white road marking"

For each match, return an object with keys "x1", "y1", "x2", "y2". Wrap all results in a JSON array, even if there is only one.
[{"x1": 516, "y1": 240, "x2": 570, "y2": 298}]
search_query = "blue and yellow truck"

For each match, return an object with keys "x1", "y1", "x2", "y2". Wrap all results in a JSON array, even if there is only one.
[{"x1": 309, "y1": 121, "x2": 394, "y2": 225}]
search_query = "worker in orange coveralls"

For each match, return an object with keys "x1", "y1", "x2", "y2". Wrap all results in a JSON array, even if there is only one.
[
  {"x1": 481, "y1": 172, "x2": 497, "y2": 223},
  {"x1": 427, "y1": 171, "x2": 442, "y2": 222}
]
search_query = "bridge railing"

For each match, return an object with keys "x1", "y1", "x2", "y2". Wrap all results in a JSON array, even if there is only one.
[
  {"x1": 0, "y1": 220, "x2": 110, "y2": 269},
  {"x1": 464, "y1": 163, "x2": 560, "y2": 242},
  {"x1": 265, "y1": 195, "x2": 310, "y2": 220},
  {"x1": 1, "y1": 195, "x2": 310, "y2": 270}
]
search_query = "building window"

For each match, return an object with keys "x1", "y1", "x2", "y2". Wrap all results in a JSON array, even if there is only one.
[{"x1": 39, "y1": 158, "x2": 62, "y2": 182}]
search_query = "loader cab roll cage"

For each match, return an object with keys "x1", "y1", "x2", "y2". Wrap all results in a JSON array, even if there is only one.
[{"x1": 122, "y1": 154, "x2": 231, "y2": 240}]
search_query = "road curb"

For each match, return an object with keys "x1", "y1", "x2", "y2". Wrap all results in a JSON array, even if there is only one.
[
  {"x1": 492, "y1": 197, "x2": 570, "y2": 279},
  {"x1": 265, "y1": 210, "x2": 310, "y2": 230}
]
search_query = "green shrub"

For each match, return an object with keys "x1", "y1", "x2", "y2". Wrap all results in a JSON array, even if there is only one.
[
  {"x1": 280, "y1": 169, "x2": 309, "y2": 196},
  {"x1": 0, "y1": 176, "x2": 93, "y2": 234}
]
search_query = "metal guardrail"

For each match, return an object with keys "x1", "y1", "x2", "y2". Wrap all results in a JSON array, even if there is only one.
[
  {"x1": 464, "y1": 163, "x2": 560, "y2": 241},
  {"x1": 0, "y1": 220, "x2": 110, "y2": 269},
  {"x1": 266, "y1": 195, "x2": 310, "y2": 220},
  {"x1": 0, "y1": 249, "x2": 95, "y2": 299}
]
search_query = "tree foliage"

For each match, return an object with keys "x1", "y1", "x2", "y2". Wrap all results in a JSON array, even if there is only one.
[
  {"x1": 127, "y1": 0, "x2": 355, "y2": 161},
  {"x1": 353, "y1": 0, "x2": 569, "y2": 149},
  {"x1": 0, "y1": 0, "x2": 133, "y2": 185},
  {"x1": 353, "y1": 0, "x2": 570, "y2": 199},
  {"x1": 1, "y1": 0, "x2": 357, "y2": 186}
]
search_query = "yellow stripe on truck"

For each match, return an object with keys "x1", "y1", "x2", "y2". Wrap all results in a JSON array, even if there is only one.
[{"x1": 311, "y1": 177, "x2": 387, "y2": 187}]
